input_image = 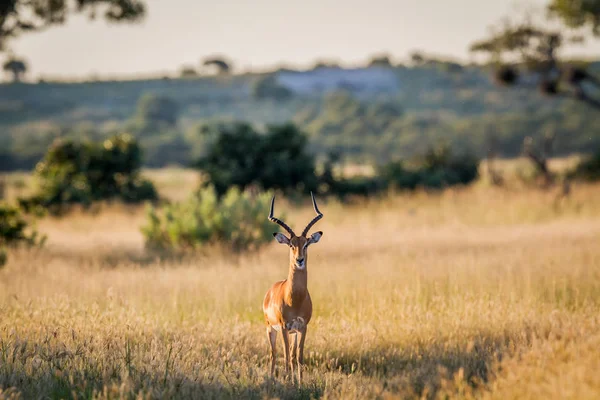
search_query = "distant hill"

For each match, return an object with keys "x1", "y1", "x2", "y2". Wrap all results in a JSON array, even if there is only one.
[
  {"x1": 276, "y1": 66, "x2": 400, "y2": 94},
  {"x1": 1, "y1": 63, "x2": 599, "y2": 170}
]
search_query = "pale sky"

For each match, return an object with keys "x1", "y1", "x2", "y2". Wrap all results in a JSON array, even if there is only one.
[{"x1": 8, "y1": 0, "x2": 600, "y2": 79}]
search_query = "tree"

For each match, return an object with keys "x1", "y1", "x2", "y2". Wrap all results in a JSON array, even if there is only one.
[
  {"x1": 368, "y1": 54, "x2": 393, "y2": 68},
  {"x1": 0, "y1": 203, "x2": 46, "y2": 267},
  {"x1": 410, "y1": 51, "x2": 426, "y2": 65},
  {"x1": 202, "y1": 56, "x2": 231, "y2": 74},
  {"x1": 2, "y1": 57, "x2": 25, "y2": 82},
  {"x1": 179, "y1": 65, "x2": 198, "y2": 78},
  {"x1": 0, "y1": 0, "x2": 146, "y2": 51},
  {"x1": 194, "y1": 122, "x2": 318, "y2": 196},
  {"x1": 135, "y1": 93, "x2": 180, "y2": 127},
  {"x1": 312, "y1": 59, "x2": 340, "y2": 69},
  {"x1": 251, "y1": 74, "x2": 293, "y2": 101},
  {"x1": 549, "y1": 0, "x2": 600, "y2": 35},
  {"x1": 470, "y1": 4, "x2": 600, "y2": 191},
  {"x1": 470, "y1": 14, "x2": 600, "y2": 111},
  {"x1": 18, "y1": 133, "x2": 158, "y2": 215}
]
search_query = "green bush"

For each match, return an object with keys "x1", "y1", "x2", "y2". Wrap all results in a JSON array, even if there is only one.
[
  {"x1": 251, "y1": 74, "x2": 293, "y2": 101},
  {"x1": 195, "y1": 122, "x2": 318, "y2": 197},
  {"x1": 19, "y1": 133, "x2": 158, "y2": 215},
  {"x1": 135, "y1": 93, "x2": 180, "y2": 127},
  {"x1": 0, "y1": 203, "x2": 46, "y2": 267},
  {"x1": 141, "y1": 186, "x2": 274, "y2": 252},
  {"x1": 569, "y1": 151, "x2": 600, "y2": 182},
  {"x1": 381, "y1": 144, "x2": 480, "y2": 190}
]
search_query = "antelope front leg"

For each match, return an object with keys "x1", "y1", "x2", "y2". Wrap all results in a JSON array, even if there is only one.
[
  {"x1": 280, "y1": 327, "x2": 292, "y2": 378},
  {"x1": 297, "y1": 326, "x2": 307, "y2": 383},
  {"x1": 266, "y1": 326, "x2": 277, "y2": 377},
  {"x1": 289, "y1": 333, "x2": 298, "y2": 382}
]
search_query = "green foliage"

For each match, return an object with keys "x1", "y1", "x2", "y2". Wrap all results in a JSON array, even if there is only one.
[
  {"x1": 549, "y1": 0, "x2": 600, "y2": 35},
  {"x1": 141, "y1": 186, "x2": 273, "y2": 252},
  {"x1": 202, "y1": 57, "x2": 231, "y2": 74},
  {"x1": 0, "y1": 203, "x2": 46, "y2": 267},
  {"x1": 19, "y1": 133, "x2": 157, "y2": 215},
  {"x1": 251, "y1": 74, "x2": 293, "y2": 101},
  {"x1": 0, "y1": 247, "x2": 5, "y2": 267},
  {"x1": 179, "y1": 65, "x2": 198, "y2": 78},
  {"x1": 326, "y1": 175, "x2": 386, "y2": 199},
  {"x1": 319, "y1": 144, "x2": 480, "y2": 200},
  {"x1": 195, "y1": 122, "x2": 318, "y2": 197},
  {"x1": 368, "y1": 54, "x2": 393, "y2": 68},
  {"x1": 0, "y1": 0, "x2": 145, "y2": 50},
  {"x1": 569, "y1": 151, "x2": 600, "y2": 181},
  {"x1": 135, "y1": 93, "x2": 180, "y2": 127},
  {"x1": 1, "y1": 66, "x2": 600, "y2": 171},
  {"x1": 470, "y1": 12, "x2": 600, "y2": 115},
  {"x1": 379, "y1": 144, "x2": 480, "y2": 191},
  {"x1": 299, "y1": 91, "x2": 404, "y2": 158},
  {"x1": 2, "y1": 58, "x2": 27, "y2": 82}
]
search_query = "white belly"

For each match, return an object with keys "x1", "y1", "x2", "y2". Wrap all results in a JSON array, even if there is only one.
[{"x1": 271, "y1": 317, "x2": 305, "y2": 333}]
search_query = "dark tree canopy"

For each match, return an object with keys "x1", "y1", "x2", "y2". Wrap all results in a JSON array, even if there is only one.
[
  {"x1": 368, "y1": 54, "x2": 393, "y2": 68},
  {"x1": 549, "y1": 0, "x2": 600, "y2": 35},
  {"x1": 312, "y1": 59, "x2": 341, "y2": 69},
  {"x1": 135, "y1": 93, "x2": 180, "y2": 127},
  {"x1": 202, "y1": 57, "x2": 231, "y2": 74},
  {"x1": 195, "y1": 122, "x2": 318, "y2": 196},
  {"x1": 179, "y1": 65, "x2": 198, "y2": 78},
  {"x1": 470, "y1": 15, "x2": 600, "y2": 111},
  {"x1": 251, "y1": 74, "x2": 293, "y2": 101},
  {"x1": 18, "y1": 133, "x2": 157, "y2": 215},
  {"x1": 2, "y1": 57, "x2": 25, "y2": 81},
  {"x1": 410, "y1": 51, "x2": 426, "y2": 65},
  {"x1": 0, "y1": 0, "x2": 146, "y2": 50},
  {"x1": 471, "y1": 4, "x2": 600, "y2": 186}
]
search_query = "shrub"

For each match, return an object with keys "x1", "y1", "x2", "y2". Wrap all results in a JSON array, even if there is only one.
[
  {"x1": 135, "y1": 93, "x2": 180, "y2": 127},
  {"x1": 141, "y1": 186, "x2": 274, "y2": 252},
  {"x1": 317, "y1": 153, "x2": 385, "y2": 199},
  {"x1": 569, "y1": 151, "x2": 600, "y2": 182},
  {"x1": 378, "y1": 161, "x2": 422, "y2": 190},
  {"x1": 19, "y1": 134, "x2": 158, "y2": 215},
  {"x1": 381, "y1": 144, "x2": 480, "y2": 190},
  {"x1": 195, "y1": 122, "x2": 318, "y2": 197},
  {"x1": 251, "y1": 74, "x2": 293, "y2": 101},
  {"x1": 327, "y1": 175, "x2": 385, "y2": 198},
  {"x1": 0, "y1": 203, "x2": 46, "y2": 267}
]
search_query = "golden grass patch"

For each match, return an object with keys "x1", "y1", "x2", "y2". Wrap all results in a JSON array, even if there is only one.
[{"x1": 1, "y1": 179, "x2": 600, "y2": 399}]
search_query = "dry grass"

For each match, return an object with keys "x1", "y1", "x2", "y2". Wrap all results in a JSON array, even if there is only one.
[{"x1": 1, "y1": 175, "x2": 600, "y2": 399}]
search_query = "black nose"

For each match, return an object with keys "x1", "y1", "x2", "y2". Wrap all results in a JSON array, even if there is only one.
[{"x1": 297, "y1": 258, "x2": 304, "y2": 263}]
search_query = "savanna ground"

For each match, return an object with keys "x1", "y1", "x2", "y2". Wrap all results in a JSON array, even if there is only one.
[{"x1": 1, "y1": 162, "x2": 600, "y2": 399}]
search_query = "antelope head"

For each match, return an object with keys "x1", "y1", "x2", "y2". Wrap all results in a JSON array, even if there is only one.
[{"x1": 269, "y1": 192, "x2": 323, "y2": 270}]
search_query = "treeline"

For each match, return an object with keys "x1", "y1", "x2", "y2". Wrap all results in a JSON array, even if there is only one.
[
  {"x1": 2, "y1": 63, "x2": 600, "y2": 171},
  {"x1": 2, "y1": 91, "x2": 600, "y2": 171}
]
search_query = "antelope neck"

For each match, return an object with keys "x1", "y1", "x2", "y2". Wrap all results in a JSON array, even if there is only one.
[{"x1": 285, "y1": 262, "x2": 308, "y2": 302}]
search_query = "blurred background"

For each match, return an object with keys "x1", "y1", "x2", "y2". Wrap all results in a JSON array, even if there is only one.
[{"x1": 1, "y1": 0, "x2": 599, "y2": 178}]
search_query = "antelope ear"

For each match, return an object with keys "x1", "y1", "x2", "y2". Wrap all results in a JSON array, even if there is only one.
[
  {"x1": 273, "y1": 232, "x2": 290, "y2": 245},
  {"x1": 308, "y1": 231, "x2": 323, "y2": 245}
]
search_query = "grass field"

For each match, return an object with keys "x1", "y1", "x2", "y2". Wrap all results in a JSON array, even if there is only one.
[{"x1": 1, "y1": 171, "x2": 600, "y2": 399}]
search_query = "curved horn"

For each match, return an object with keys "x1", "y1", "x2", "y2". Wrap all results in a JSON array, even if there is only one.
[
  {"x1": 268, "y1": 195, "x2": 295, "y2": 236},
  {"x1": 301, "y1": 192, "x2": 323, "y2": 237}
]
